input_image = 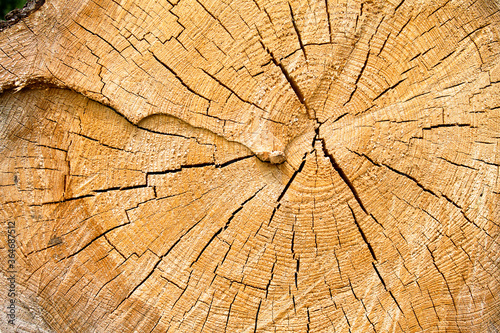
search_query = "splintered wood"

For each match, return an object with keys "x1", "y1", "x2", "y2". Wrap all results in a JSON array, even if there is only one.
[{"x1": 1, "y1": 0, "x2": 499, "y2": 332}]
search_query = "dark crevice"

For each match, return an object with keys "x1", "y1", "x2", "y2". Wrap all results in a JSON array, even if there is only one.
[
  {"x1": 72, "y1": 20, "x2": 127, "y2": 60},
  {"x1": 171, "y1": 271, "x2": 192, "y2": 309},
  {"x1": 63, "y1": 221, "x2": 130, "y2": 260},
  {"x1": 394, "y1": 0, "x2": 406, "y2": 11},
  {"x1": 382, "y1": 163, "x2": 439, "y2": 198},
  {"x1": 148, "y1": 316, "x2": 163, "y2": 333},
  {"x1": 191, "y1": 227, "x2": 223, "y2": 266},
  {"x1": 217, "y1": 155, "x2": 254, "y2": 168},
  {"x1": 147, "y1": 155, "x2": 254, "y2": 177},
  {"x1": 373, "y1": 78, "x2": 406, "y2": 101},
  {"x1": 95, "y1": 269, "x2": 124, "y2": 297},
  {"x1": 436, "y1": 156, "x2": 477, "y2": 170},
  {"x1": 216, "y1": 274, "x2": 266, "y2": 291},
  {"x1": 93, "y1": 186, "x2": 120, "y2": 193},
  {"x1": 146, "y1": 162, "x2": 215, "y2": 176},
  {"x1": 117, "y1": 254, "x2": 162, "y2": 308},
  {"x1": 277, "y1": 153, "x2": 308, "y2": 202},
  {"x1": 318, "y1": 137, "x2": 368, "y2": 214},
  {"x1": 353, "y1": 149, "x2": 442, "y2": 200},
  {"x1": 348, "y1": 204, "x2": 377, "y2": 261},
  {"x1": 200, "y1": 68, "x2": 270, "y2": 114},
  {"x1": 254, "y1": 300, "x2": 262, "y2": 333},
  {"x1": 459, "y1": 24, "x2": 490, "y2": 43},
  {"x1": 344, "y1": 52, "x2": 370, "y2": 106},
  {"x1": 35, "y1": 144, "x2": 68, "y2": 153},
  {"x1": 267, "y1": 203, "x2": 281, "y2": 226},
  {"x1": 265, "y1": 257, "x2": 277, "y2": 297},
  {"x1": 428, "y1": 0, "x2": 452, "y2": 17},
  {"x1": 41, "y1": 194, "x2": 94, "y2": 206},
  {"x1": 72, "y1": 132, "x2": 126, "y2": 152},
  {"x1": 294, "y1": 257, "x2": 299, "y2": 289},
  {"x1": 27, "y1": 239, "x2": 63, "y2": 255},
  {"x1": 193, "y1": 0, "x2": 235, "y2": 40},
  {"x1": 422, "y1": 123, "x2": 474, "y2": 130},
  {"x1": 306, "y1": 307, "x2": 311, "y2": 332},
  {"x1": 403, "y1": 91, "x2": 430, "y2": 103},
  {"x1": 163, "y1": 215, "x2": 208, "y2": 260},
  {"x1": 442, "y1": 194, "x2": 461, "y2": 210},
  {"x1": 372, "y1": 263, "x2": 387, "y2": 289},
  {"x1": 151, "y1": 53, "x2": 210, "y2": 102},
  {"x1": 93, "y1": 184, "x2": 149, "y2": 193},
  {"x1": 427, "y1": 246, "x2": 458, "y2": 312},
  {"x1": 288, "y1": 3, "x2": 307, "y2": 60},
  {"x1": 104, "y1": 235, "x2": 127, "y2": 260},
  {"x1": 401, "y1": 65, "x2": 416, "y2": 75},
  {"x1": 330, "y1": 112, "x2": 348, "y2": 124},
  {"x1": 348, "y1": 278, "x2": 359, "y2": 301},
  {"x1": 395, "y1": 17, "x2": 411, "y2": 37},
  {"x1": 341, "y1": 306, "x2": 352, "y2": 331},
  {"x1": 432, "y1": 50, "x2": 456, "y2": 68},
  {"x1": 324, "y1": 0, "x2": 332, "y2": 43},
  {"x1": 191, "y1": 187, "x2": 264, "y2": 266},
  {"x1": 251, "y1": 0, "x2": 261, "y2": 11},
  {"x1": 411, "y1": 305, "x2": 424, "y2": 331},
  {"x1": 365, "y1": 311, "x2": 377, "y2": 333},
  {"x1": 224, "y1": 293, "x2": 238, "y2": 333},
  {"x1": 258, "y1": 40, "x2": 313, "y2": 118},
  {"x1": 472, "y1": 158, "x2": 500, "y2": 167},
  {"x1": 377, "y1": 33, "x2": 391, "y2": 56},
  {"x1": 390, "y1": 291, "x2": 404, "y2": 314},
  {"x1": 224, "y1": 186, "x2": 265, "y2": 229},
  {"x1": 218, "y1": 243, "x2": 232, "y2": 266},
  {"x1": 200, "y1": 294, "x2": 215, "y2": 332},
  {"x1": 277, "y1": 61, "x2": 310, "y2": 115}
]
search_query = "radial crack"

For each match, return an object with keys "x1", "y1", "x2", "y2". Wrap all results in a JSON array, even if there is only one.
[
  {"x1": 258, "y1": 40, "x2": 313, "y2": 118},
  {"x1": 318, "y1": 138, "x2": 369, "y2": 214},
  {"x1": 288, "y1": 3, "x2": 307, "y2": 60},
  {"x1": 348, "y1": 204, "x2": 377, "y2": 261},
  {"x1": 191, "y1": 186, "x2": 265, "y2": 265},
  {"x1": 277, "y1": 152, "x2": 308, "y2": 202}
]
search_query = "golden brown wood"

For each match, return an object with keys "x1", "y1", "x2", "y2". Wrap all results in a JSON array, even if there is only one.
[{"x1": 1, "y1": 0, "x2": 500, "y2": 331}]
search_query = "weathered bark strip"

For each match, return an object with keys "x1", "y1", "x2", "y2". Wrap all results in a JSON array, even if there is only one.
[{"x1": 0, "y1": 0, "x2": 45, "y2": 31}]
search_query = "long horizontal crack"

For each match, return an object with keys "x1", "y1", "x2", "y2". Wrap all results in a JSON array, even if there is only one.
[{"x1": 146, "y1": 155, "x2": 255, "y2": 177}]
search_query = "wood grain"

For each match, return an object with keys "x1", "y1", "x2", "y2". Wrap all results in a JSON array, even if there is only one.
[{"x1": 1, "y1": 0, "x2": 499, "y2": 331}]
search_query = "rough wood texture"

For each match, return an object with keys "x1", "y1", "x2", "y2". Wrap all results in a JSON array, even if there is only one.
[{"x1": 1, "y1": 0, "x2": 500, "y2": 332}]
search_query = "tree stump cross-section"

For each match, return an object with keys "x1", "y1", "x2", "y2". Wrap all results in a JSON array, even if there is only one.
[{"x1": 1, "y1": 0, "x2": 500, "y2": 332}]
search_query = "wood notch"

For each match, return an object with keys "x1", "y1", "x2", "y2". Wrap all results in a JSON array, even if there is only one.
[{"x1": 256, "y1": 150, "x2": 286, "y2": 164}]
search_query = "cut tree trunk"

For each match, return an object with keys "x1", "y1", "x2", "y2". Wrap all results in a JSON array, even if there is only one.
[{"x1": 1, "y1": 0, "x2": 500, "y2": 332}]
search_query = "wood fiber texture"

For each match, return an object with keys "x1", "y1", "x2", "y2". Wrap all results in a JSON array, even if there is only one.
[{"x1": 1, "y1": 0, "x2": 500, "y2": 332}]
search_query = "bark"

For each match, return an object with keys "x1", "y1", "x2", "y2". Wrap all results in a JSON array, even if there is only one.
[{"x1": 1, "y1": 0, "x2": 500, "y2": 332}]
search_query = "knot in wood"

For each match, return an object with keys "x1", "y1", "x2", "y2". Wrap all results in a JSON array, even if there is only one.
[{"x1": 255, "y1": 150, "x2": 286, "y2": 164}]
